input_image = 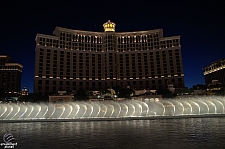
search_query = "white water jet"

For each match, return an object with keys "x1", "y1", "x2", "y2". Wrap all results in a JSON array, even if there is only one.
[{"x1": 0, "y1": 96, "x2": 225, "y2": 121}]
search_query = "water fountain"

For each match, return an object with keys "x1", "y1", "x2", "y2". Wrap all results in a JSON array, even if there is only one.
[{"x1": 1, "y1": 96, "x2": 225, "y2": 122}]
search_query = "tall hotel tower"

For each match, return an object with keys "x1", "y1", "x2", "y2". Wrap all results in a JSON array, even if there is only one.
[
  {"x1": 0, "y1": 55, "x2": 23, "y2": 96},
  {"x1": 34, "y1": 20, "x2": 184, "y2": 95}
]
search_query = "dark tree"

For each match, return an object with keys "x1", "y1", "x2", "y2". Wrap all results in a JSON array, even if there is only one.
[
  {"x1": 0, "y1": 88, "x2": 6, "y2": 99},
  {"x1": 216, "y1": 88, "x2": 225, "y2": 96},
  {"x1": 112, "y1": 86, "x2": 122, "y2": 95},
  {"x1": 156, "y1": 89, "x2": 176, "y2": 98},
  {"x1": 74, "y1": 88, "x2": 88, "y2": 100},
  {"x1": 19, "y1": 93, "x2": 46, "y2": 103},
  {"x1": 101, "y1": 89, "x2": 111, "y2": 95},
  {"x1": 192, "y1": 84, "x2": 206, "y2": 90},
  {"x1": 118, "y1": 88, "x2": 134, "y2": 98}
]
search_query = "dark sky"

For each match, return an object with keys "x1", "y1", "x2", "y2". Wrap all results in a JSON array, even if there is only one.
[{"x1": 1, "y1": 1, "x2": 224, "y2": 93}]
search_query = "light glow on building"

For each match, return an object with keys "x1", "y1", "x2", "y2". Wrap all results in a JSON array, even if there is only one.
[{"x1": 34, "y1": 20, "x2": 185, "y2": 95}]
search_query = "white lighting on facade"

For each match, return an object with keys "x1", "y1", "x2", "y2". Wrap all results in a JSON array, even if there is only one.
[{"x1": 34, "y1": 21, "x2": 184, "y2": 95}]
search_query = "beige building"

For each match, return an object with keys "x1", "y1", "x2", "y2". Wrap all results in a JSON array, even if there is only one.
[
  {"x1": 34, "y1": 20, "x2": 185, "y2": 95},
  {"x1": 0, "y1": 55, "x2": 23, "y2": 96},
  {"x1": 49, "y1": 91, "x2": 74, "y2": 102},
  {"x1": 203, "y1": 59, "x2": 225, "y2": 86}
]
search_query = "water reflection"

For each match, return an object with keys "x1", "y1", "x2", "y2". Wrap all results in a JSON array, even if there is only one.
[{"x1": 1, "y1": 118, "x2": 225, "y2": 148}]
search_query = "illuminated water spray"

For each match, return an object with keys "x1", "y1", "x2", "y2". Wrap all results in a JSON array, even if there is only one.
[{"x1": 0, "y1": 96, "x2": 225, "y2": 120}]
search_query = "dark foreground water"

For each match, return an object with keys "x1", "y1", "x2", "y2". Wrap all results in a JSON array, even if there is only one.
[{"x1": 1, "y1": 117, "x2": 225, "y2": 149}]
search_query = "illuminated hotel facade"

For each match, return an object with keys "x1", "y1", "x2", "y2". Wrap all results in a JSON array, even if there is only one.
[
  {"x1": 0, "y1": 55, "x2": 23, "y2": 96},
  {"x1": 203, "y1": 59, "x2": 225, "y2": 85},
  {"x1": 34, "y1": 20, "x2": 185, "y2": 95}
]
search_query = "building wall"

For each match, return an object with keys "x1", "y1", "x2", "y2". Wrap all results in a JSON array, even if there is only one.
[
  {"x1": 0, "y1": 55, "x2": 23, "y2": 96},
  {"x1": 203, "y1": 59, "x2": 225, "y2": 85},
  {"x1": 34, "y1": 26, "x2": 185, "y2": 95}
]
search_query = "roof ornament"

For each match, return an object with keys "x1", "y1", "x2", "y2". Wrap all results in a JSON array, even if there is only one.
[{"x1": 103, "y1": 20, "x2": 116, "y2": 32}]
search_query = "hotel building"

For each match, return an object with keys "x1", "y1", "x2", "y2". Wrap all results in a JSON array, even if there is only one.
[
  {"x1": 34, "y1": 20, "x2": 185, "y2": 95},
  {"x1": 203, "y1": 59, "x2": 225, "y2": 85},
  {"x1": 0, "y1": 55, "x2": 23, "y2": 96}
]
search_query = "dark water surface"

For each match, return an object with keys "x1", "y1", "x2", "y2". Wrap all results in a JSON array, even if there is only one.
[{"x1": 1, "y1": 117, "x2": 225, "y2": 149}]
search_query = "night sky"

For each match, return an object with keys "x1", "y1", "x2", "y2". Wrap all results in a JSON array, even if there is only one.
[{"x1": 1, "y1": 1, "x2": 224, "y2": 93}]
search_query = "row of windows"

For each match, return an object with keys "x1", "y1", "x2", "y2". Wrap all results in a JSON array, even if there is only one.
[
  {"x1": 37, "y1": 78, "x2": 183, "y2": 86},
  {"x1": 38, "y1": 50, "x2": 181, "y2": 65},
  {"x1": 37, "y1": 50, "x2": 182, "y2": 77},
  {"x1": 36, "y1": 73, "x2": 183, "y2": 80},
  {"x1": 59, "y1": 32, "x2": 161, "y2": 42},
  {"x1": 38, "y1": 31, "x2": 179, "y2": 51},
  {"x1": 38, "y1": 39, "x2": 179, "y2": 51},
  {"x1": 36, "y1": 78, "x2": 184, "y2": 92},
  {"x1": 38, "y1": 67, "x2": 180, "y2": 73},
  {"x1": 59, "y1": 32, "x2": 161, "y2": 41},
  {"x1": 39, "y1": 48, "x2": 180, "y2": 58}
]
